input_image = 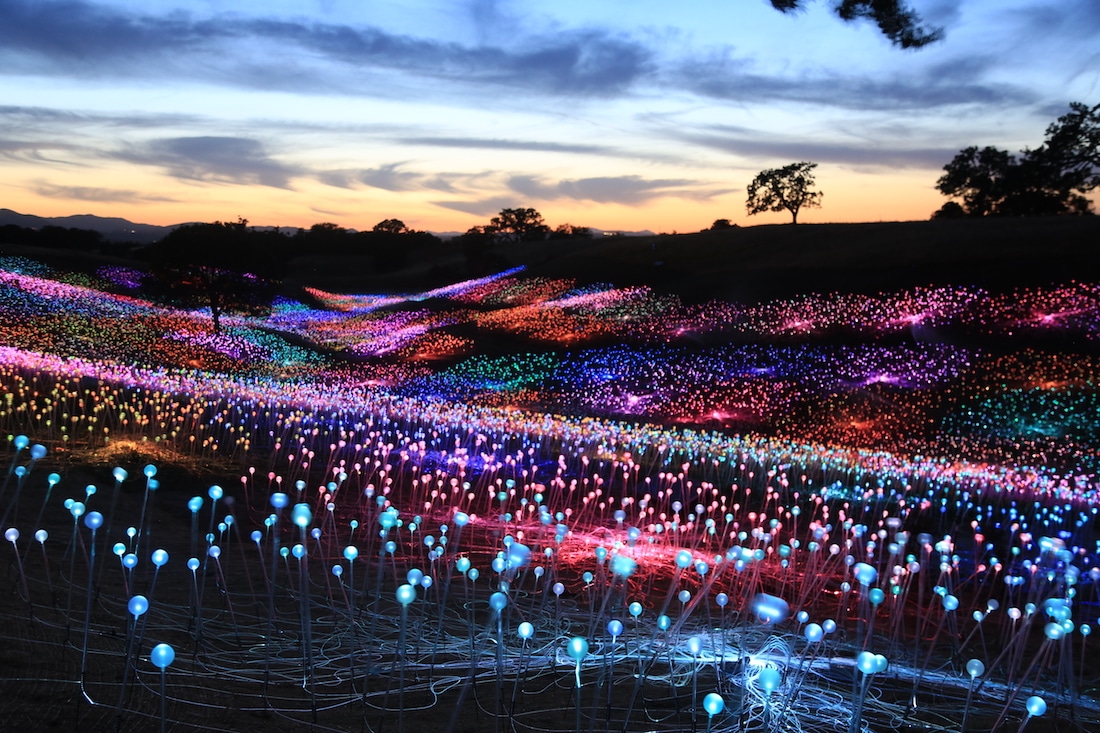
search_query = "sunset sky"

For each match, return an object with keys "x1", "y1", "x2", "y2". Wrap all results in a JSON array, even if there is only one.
[{"x1": 2, "y1": 0, "x2": 1098, "y2": 234}]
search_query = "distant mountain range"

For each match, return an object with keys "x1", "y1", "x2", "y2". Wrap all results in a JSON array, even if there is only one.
[
  {"x1": 0, "y1": 208, "x2": 177, "y2": 243},
  {"x1": 0, "y1": 208, "x2": 655, "y2": 245}
]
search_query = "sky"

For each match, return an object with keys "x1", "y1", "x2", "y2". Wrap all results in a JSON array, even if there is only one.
[{"x1": 1, "y1": 0, "x2": 1098, "y2": 235}]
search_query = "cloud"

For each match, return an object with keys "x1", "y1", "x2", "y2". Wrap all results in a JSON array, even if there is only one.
[
  {"x1": 507, "y1": 174, "x2": 726, "y2": 204},
  {"x1": 673, "y1": 52, "x2": 1034, "y2": 111},
  {"x1": 430, "y1": 197, "x2": 523, "y2": 217},
  {"x1": 398, "y1": 136, "x2": 614, "y2": 156},
  {"x1": 115, "y1": 136, "x2": 300, "y2": 188},
  {"x1": 675, "y1": 126, "x2": 956, "y2": 169},
  {"x1": 31, "y1": 181, "x2": 178, "y2": 204},
  {"x1": 0, "y1": 1, "x2": 653, "y2": 98}
]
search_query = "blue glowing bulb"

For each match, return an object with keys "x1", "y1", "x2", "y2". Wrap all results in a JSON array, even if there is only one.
[
  {"x1": 856, "y1": 651, "x2": 877, "y2": 675},
  {"x1": 84, "y1": 511, "x2": 103, "y2": 530},
  {"x1": 657, "y1": 614, "x2": 671, "y2": 631},
  {"x1": 34, "y1": 529, "x2": 47, "y2": 543},
  {"x1": 112, "y1": 467, "x2": 127, "y2": 482},
  {"x1": 567, "y1": 637, "x2": 588, "y2": 661},
  {"x1": 489, "y1": 592, "x2": 508, "y2": 612},
  {"x1": 966, "y1": 659, "x2": 984, "y2": 678},
  {"x1": 675, "y1": 550, "x2": 693, "y2": 569},
  {"x1": 607, "y1": 620, "x2": 623, "y2": 638},
  {"x1": 70, "y1": 501, "x2": 86, "y2": 519},
  {"x1": 456, "y1": 557, "x2": 471, "y2": 573},
  {"x1": 143, "y1": 464, "x2": 157, "y2": 478},
  {"x1": 291, "y1": 503, "x2": 312, "y2": 528},
  {"x1": 343, "y1": 545, "x2": 359, "y2": 562},
  {"x1": 758, "y1": 667, "x2": 781, "y2": 693},
  {"x1": 4, "y1": 528, "x2": 17, "y2": 543},
  {"x1": 454, "y1": 512, "x2": 469, "y2": 527},
  {"x1": 804, "y1": 623, "x2": 823, "y2": 643},
  {"x1": 128, "y1": 595, "x2": 149, "y2": 617},
  {"x1": 151, "y1": 549, "x2": 169, "y2": 567},
  {"x1": 629, "y1": 602, "x2": 643, "y2": 618},
  {"x1": 396, "y1": 584, "x2": 416, "y2": 606},
  {"x1": 123, "y1": 553, "x2": 138, "y2": 569},
  {"x1": 702, "y1": 692, "x2": 725, "y2": 716},
  {"x1": 1025, "y1": 696, "x2": 1046, "y2": 717},
  {"x1": 332, "y1": 565, "x2": 343, "y2": 578},
  {"x1": 151, "y1": 643, "x2": 175, "y2": 670},
  {"x1": 271, "y1": 492, "x2": 288, "y2": 509},
  {"x1": 208, "y1": 485, "x2": 223, "y2": 501},
  {"x1": 13, "y1": 435, "x2": 28, "y2": 450},
  {"x1": 553, "y1": 582, "x2": 565, "y2": 596},
  {"x1": 753, "y1": 593, "x2": 790, "y2": 624},
  {"x1": 291, "y1": 544, "x2": 306, "y2": 559},
  {"x1": 187, "y1": 497, "x2": 203, "y2": 513},
  {"x1": 518, "y1": 622, "x2": 534, "y2": 640},
  {"x1": 716, "y1": 593, "x2": 728, "y2": 608},
  {"x1": 407, "y1": 568, "x2": 424, "y2": 586},
  {"x1": 187, "y1": 558, "x2": 200, "y2": 571}
]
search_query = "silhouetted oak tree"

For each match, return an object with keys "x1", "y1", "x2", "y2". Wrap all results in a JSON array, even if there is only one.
[
  {"x1": 746, "y1": 162, "x2": 823, "y2": 224},
  {"x1": 146, "y1": 219, "x2": 286, "y2": 333},
  {"x1": 770, "y1": 0, "x2": 942, "y2": 49},
  {"x1": 935, "y1": 102, "x2": 1099, "y2": 217},
  {"x1": 487, "y1": 208, "x2": 550, "y2": 243}
]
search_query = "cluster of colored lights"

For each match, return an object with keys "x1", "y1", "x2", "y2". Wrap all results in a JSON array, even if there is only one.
[{"x1": 0, "y1": 253, "x2": 1097, "y2": 732}]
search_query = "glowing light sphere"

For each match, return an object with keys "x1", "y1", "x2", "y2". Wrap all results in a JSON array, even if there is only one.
[
  {"x1": 853, "y1": 562, "x2": 877, "y2": 586},
  {"x1": 208, "y1": 485, "x2": 223, "y2": 501},
  {"x1": 611, "y1": 553, "x2": 637, "y2": 578},
  {"x1": 553, "y1": 582, "x2": 565, "y2": 597},
  {"x1": 29, "y1": 444, "x2": 46, "y2": 460},
  {"x1": 123, "y1": 553, "x2": 138, "y2": 569},
  {"x1": 291, "y1": 503, "x2": 313, "y2": 529},
  {"x1": 966, "y1": 659, "x2": 985, "y2": 678},
  {"x1": 151, "y1": 549, "x2": 169, "y2": 567},
  {"x1": 518, "y1": 622, "x2": 534, "y2": 640},
  {"x1": 804, "y1": 623, "x2": 824, "y2": 643},
  {"x1": 1026, "y1": 696, "x2": 1047, "y2": 717},
  {"x1": 4, "y1": 528, "x2": 17, "y2": 543},
  {"x1": 607, "y1": 620, "x2": 623, "y2": 638},
  {"x1": 292, "y1": 544, "x2": 306, "y2": 559},
  {"x1": 489, "y1": 592, "x2": 508, "y2": 612},
  {"x1": 703, "y1": 693, "x2": 725, "y2": 716},
  {"x1": 70, "y1": 502, "x2": 85, "y2": 519},
  {"x1": 188, "y1": 497, "x2": 203, "y2": 513},
  {"x1": 34, "y1": 530, "x2": 47, "y2": 543},
  {"x1": 1044, "y1": 622, "x2": 1064, "y2": 640},
  {"x1": 143, "y1": 464, "x2": 157, "y2": 478},
  {"x1": 112, "y1": 467, "x2": 127, "y2": 483},
  {"x1": 753, "y1": 593, "x2": 790, "y2": 624},
  {"x1": 13, "y1": 435, "x2": 29, "y2": 450},
  {"x1": 396, "y1": 584, "x2": 416, "y2": 606},
  {"x1": 675, "y1": 550, "x2": 693, "y2": 569},
  {"x1": 758, "y1": 667, "x2": 781, "y2": 693},
  {"x1": 943, "y1": 595, "x2": 959, "y2": 612},
  {"x1": 187, "y1": 558, "x2": 200, "y2": 572},
  {"x1": 657, "y1": 615, "x2": 671, "y2": 631},
  {"x1": 716, "y1": 593, "x2": 729, "y2": 608},
  {"x1": 407, "y1": 568, "x2": 424, "y2": 586},
  {"x1": 454, "y1": 512, "x2": 469, "y2": 527},
  {"x1": 856, "y1": 651, "x2": 878, "y2": 675},
  {"x1": 456, "y1": 557, "x2": 471, "y2": 573},
  {"x1": 128, "y1": 595, "x2": 149, "y2": 617},
  {"x1": 271, "y1": 492, "x2": 288, "y2": 509},
  {"x1": 629, "y1": 602, "x2": 643, "y2": 618},
  {"x1": 567, "y1": 637, "x2": 588, "y2": 661},
  {"x1": 151, "y1": 643, "x2": 175, "y2": 670}
]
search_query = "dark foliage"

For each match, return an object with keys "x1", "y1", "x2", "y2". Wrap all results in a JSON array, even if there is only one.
[
  {"x1": 770, "y1": 0, "x2": 942, "y2": 48},
  {"x1": 935, "y1": 102, "x2": 1099, "y2": 217}
]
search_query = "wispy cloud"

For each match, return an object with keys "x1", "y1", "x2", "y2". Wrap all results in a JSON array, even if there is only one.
[
  {"x1": 507, "y1": 174, "x2": 728, "y2": 204},
  {"x1": 398, "y1": 136, "x2": 614, "y2": 155},
  {"x1": 115, "y1": 137, "x2": 301, "y2": 188},
  {"x1": 674, "y1": 125, "x2": 956, "y2": 169},
  {"x1": 32, "y1": 181, "x2": 178, "y2": 204},
  {"x1": 0, "y1": 1, "x2": 653, "y2": 98}
]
